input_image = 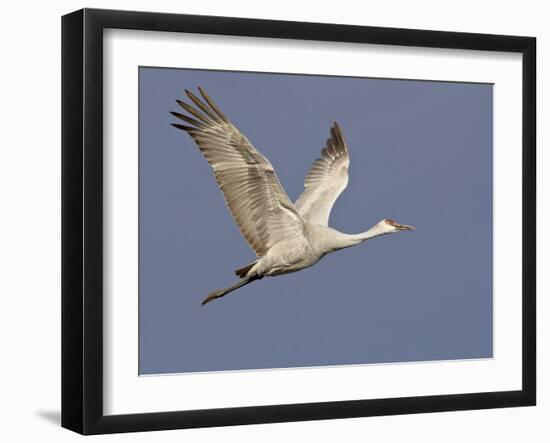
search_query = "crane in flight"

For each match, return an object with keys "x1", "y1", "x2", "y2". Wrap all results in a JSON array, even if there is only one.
[{"x1": 171, "y1": 88, "x2": 415, "y2": 305}]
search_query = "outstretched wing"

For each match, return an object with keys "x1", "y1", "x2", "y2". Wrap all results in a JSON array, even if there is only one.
[
  {"x1": 295, "y1": 122, "x2": 350, "y2": 226},
  {"x1": 171, "y1": 87, "x2": 305, "y2": 257}
]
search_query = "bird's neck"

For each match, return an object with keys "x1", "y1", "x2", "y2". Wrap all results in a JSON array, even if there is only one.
[
  {"x1": 323, "y1": 224, "x2": 388, "y2": 252},
  {"x1": 347, "y1": 223, "x2": 390, "y2": 243}
]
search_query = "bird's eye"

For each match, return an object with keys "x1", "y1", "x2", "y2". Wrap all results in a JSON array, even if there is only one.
[{"x1": 385, "y1": 218, "x2": 395, "y2": 225}]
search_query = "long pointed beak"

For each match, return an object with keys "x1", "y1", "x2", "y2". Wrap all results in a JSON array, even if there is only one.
[{"x1": 398, "y1": 224, "x2": 415, "y2": 231}]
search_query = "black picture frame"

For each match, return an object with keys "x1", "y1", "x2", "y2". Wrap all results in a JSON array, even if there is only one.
[{"x1": 62, "y1": 8, "x2": 536, "y2": 435}]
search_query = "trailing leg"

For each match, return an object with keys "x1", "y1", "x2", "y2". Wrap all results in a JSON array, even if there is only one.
[{"x1": 202, "y1": 276, "x2": 259, "y2": 305}]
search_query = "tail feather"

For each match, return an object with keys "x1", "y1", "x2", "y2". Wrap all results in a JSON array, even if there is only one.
[{"x1": 235, "y1": 261, "x2": 257, "y2": 278}]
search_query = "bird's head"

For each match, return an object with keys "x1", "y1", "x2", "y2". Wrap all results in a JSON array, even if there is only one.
[{"x1": 377, "y1": 218, "x2": 416, "y2": 235}]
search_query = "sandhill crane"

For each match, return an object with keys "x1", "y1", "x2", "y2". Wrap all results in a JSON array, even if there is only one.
[{"x1": 171, "y1": 88, "x2": 415, "y2": 305}]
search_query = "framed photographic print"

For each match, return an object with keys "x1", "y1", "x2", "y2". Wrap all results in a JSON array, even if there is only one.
[{"x1": 61, "y1": 8, "x2": 536, "y2": 435}]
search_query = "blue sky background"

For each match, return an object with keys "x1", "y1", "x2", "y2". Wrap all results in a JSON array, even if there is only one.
[{"x1": 139, "y1": 67, "x2": 493, "y2": 375}]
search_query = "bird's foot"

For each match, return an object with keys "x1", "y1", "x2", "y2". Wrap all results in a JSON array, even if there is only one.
[{"x1": 201, "y1": 289, "x2": 225, "y2": 306}]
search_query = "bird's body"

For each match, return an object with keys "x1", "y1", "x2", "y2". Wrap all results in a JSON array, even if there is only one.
[
  {"x1": 247, "y1": 225, "x2": 370, "y2": 277},
  {"x1": 171, "y1": 88, "x2": 414, "y2": 305}
]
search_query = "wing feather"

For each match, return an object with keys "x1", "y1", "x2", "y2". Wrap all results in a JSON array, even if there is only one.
[
  {"x1": 295, "y1": 122, "x2": 350, "y2": 226},
  {"x1": 171, "y1": 88, "x2": 305, "y2": 257}
]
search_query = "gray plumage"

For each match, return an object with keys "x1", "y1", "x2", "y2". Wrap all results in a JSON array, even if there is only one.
[{"x1": 172, "y1": 88, "x2": 414, "y2": 305}]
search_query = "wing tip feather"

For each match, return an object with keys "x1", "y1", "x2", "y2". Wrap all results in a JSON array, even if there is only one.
[{"x1": 171, "y1": 122, "x2": 193, "y2": 132}]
